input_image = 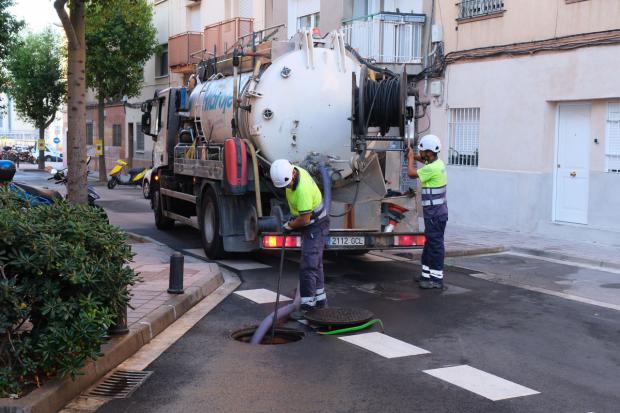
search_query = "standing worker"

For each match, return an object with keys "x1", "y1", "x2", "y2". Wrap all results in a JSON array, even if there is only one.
[
  {"x1": 406, "y1": 135, "x2": 448, "y2": 289},
  {"x1": 270, "y1": 159, "x2": 330, "y2": 318}
]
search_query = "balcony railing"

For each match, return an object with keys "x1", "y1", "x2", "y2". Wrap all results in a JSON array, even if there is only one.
[
  {"x1": 169, "y1": 32, "x2": 203, "y2": 68},
  {"x1": 458, "y1": 0, "x2": 504, "y2": 19},
  {"x1": 342, "y1": 12, "x2": 425, "y2": 65}
]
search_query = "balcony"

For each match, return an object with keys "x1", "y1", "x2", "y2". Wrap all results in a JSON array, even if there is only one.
[
  {"x1": 204, "y1": 17, "x2": 254, "y2": 56},
  {"x1": 168, "y1": 32, "x2": 203, "y2": 73},
  {"x1": 458, "y1": 0, "x2": 505, "y2": 20},
  {"x1": 342, "y1": 12, "x2": 425, "y2": 65}
]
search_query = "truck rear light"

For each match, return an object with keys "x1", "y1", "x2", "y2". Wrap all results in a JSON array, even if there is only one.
[
  {"x1": 395, "y1": 235, "x2": 426, "y2": 247},
  {"x1": 262, "y1": 235, "x2": 301, "y2": 249}
]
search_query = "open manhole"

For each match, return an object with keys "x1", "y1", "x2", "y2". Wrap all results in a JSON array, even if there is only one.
[
  {"x1": 304, "y1": 307, "x2": 374, "y2": 327},
  {"x1": 87, "y1": 370, "x2": 152, "y2": 399},
  {"x1": 232, "y1": 326, "x2": 304, "y2": 345}
]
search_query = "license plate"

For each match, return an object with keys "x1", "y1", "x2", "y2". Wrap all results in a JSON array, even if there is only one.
[{"x1": 329, "y1": 236, "x2": 365, "y2": 246}]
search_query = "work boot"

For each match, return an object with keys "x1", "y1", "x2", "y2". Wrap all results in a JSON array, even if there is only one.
[
  {"x1": 290, "y1": 304, "x2": 314, "y2": 320},
  {"x1": 419, "y1": 279, "x2": 443, "y2": 289},
  {"x1": 315, "y1": 298, "x2": 328, "y2": 309}
]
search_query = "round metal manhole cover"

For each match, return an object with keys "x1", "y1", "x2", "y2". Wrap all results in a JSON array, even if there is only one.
[{"x1": 305, "y1": 307, "x2": 374, "y2": 327}]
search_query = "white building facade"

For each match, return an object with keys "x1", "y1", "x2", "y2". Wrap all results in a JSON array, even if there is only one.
[{"x1": 426, "y1": 0, "x2": 620, "y2": 245}]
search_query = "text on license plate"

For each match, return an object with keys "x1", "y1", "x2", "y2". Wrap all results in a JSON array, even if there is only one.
[{"x1": 329, "y1": 236, "x2": 365, "y2": 246}]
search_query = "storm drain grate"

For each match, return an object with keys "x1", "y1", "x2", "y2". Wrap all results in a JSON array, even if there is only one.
[
  {"x1": 87, "y1": 370, "x2": 152, "y2": 399},
  {"x1": 305, "y1": 307, "x2": 374, "y2": 327}
]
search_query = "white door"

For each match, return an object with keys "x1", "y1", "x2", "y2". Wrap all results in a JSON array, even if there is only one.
[{"x1": 555, "y1": 104, "x2": 591, "y2": 224}]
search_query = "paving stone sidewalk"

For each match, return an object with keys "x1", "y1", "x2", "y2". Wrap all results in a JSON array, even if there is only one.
[
  {"x1": 128, "y1": 239, "x2": 220, "y2": 326},
  {"x1": 443, "y1": 224, "x2": 620, "y2": 269}
]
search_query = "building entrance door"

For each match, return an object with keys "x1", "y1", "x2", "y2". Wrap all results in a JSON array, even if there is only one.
[{"x1": 555, "y1": 104, "x2": 591, "y2": 224}]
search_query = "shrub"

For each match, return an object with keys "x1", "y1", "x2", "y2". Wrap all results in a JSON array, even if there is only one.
[{"x1": 0, "y1": 189, "x2": 138, "y2": 397}]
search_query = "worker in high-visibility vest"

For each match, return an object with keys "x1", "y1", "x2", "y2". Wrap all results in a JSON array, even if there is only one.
[
  {"x1": 407, "y1": 135, "x2": 448, "y2": 289},
  {"x1": 270, "y1": 159, "x2": 329, "y2": 317}
]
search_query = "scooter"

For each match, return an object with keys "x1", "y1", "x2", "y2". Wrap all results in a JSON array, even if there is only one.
[
  {"x1": 49, "y1": 158, "x2": 103, "y2": 210},
  {"x1": 107, "y1": 159, "x2": 148, "y2": 189}
]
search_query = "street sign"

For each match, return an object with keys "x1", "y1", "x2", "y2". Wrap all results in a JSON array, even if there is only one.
[
  {"x1": 53, "y1": 137, "x2": 60, "y2": 144},
  {"x1": 95, "y1": 139, "x2": 103, "y2": 156},
  {"x1": 37, "y1": 139, "x2": 45, "y2": 151}
]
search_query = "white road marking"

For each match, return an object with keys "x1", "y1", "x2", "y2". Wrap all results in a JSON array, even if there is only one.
[
  {"x1": 338, "y1": 332, "x2": 430, "y2": 358},
  {"x1": 216, "y1": 259, "x2": 271, "y2": 270},
  {"x1": 234, "y1": 288, "x2": 292, "y2": 304},
  {"x1": 423, "y1": 365, "x2": 540, "y2": 401}
]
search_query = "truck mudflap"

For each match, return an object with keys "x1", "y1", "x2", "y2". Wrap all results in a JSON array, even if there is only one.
[{"x1": 260, "y1": 231, "x2": 425, "y2": 250}]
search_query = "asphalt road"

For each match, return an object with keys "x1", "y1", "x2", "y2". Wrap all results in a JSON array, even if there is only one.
[{"x1": 15, "y1": 171, "x2": 620, "y2": 412}]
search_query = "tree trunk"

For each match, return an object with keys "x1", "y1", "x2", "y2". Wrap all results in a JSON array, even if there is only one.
[
  {"x1": 97, "y1": 94, "x2": 107, "y2": 183},
  {"x1": 64, "y1": 1, "x2": 88, "y2": 205},
  {"x1": 128, "y1": 122, "x2": 134, "y2": 168},
  {"x1": 38, "y1": 128, "x2": 45, "y2": 170}
]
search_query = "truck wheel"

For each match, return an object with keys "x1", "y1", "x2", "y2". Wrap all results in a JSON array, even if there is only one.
[
  {"x1": 199, "y1": 187, "x2": 224, "y2": 259},
  {"x1": 153, "y1": 189, "x2": 174, "y2": 230}
]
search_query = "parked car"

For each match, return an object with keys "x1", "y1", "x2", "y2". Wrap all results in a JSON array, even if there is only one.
[{"x1": 31, "y1": 145, "x2": 63, "y2": 162}]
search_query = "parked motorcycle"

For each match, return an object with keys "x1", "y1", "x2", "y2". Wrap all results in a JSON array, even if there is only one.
[
  {"x1": 107, "y1": 159, "x2": 148, "y2": 189},
  {"x1": 49, "y1": 157, "x2": 103, "y2": 209},
  {"x1": 0, "y1": 159, "x2": 61, "y2": 206}
]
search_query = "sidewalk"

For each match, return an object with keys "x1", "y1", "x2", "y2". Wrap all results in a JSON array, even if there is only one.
[
  {"x1": 379, "y1": 224, "x2": 620, "y2": 270},
  {"x1": 1, "y1": 236, "x2": 225, "y2": 413}
]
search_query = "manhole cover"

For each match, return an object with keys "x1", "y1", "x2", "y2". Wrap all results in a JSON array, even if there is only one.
[
  {"x1": 87, "y1": 370, "x2": 152, "y2": 399},
  {"x1": 305, "y1": 307, "x2": 374, "y2": 327},
  {"x1": 232, "y1": 326, "x2": 304, "y2": 345}
]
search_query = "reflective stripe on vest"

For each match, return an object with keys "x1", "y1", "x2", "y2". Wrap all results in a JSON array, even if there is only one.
[
  {"x1": 310, "y1": 201, "x2": 327, "y2": 223},
  {"x1": 421, "y1": 185, "x2": 446, "y2": 208}
]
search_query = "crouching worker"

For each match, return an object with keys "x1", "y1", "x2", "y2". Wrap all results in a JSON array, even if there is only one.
[
  {"x1": 406, "y1": 135, "x2": 448, "y2": 289},
  {"x1": 270, "y1": 159, "x2": 330, "y2": 318}
]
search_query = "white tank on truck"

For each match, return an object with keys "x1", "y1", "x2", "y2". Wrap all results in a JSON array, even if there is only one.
[{"x1": 188, "y1": 34, "x2": 359, "y2": 178}]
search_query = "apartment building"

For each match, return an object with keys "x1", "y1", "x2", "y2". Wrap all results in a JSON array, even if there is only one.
[{"x1": 423, "y1": 0, "x2": 620, "y2": 244}]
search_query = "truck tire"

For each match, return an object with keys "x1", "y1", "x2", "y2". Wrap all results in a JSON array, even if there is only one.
[
  {"x1": 153, "y1": 189, "x2": 174, "y2": 230},
  {"x1": 199, "y1": 187, "x2": 224, "y2": 259}
]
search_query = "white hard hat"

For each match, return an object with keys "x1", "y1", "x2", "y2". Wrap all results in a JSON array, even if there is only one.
[
  {"x1": 270, "y1": 159, "x2": 294, "y2": 188},
  {"x1": 418, "y1": 134, "x2": 441, "y2": 153}
]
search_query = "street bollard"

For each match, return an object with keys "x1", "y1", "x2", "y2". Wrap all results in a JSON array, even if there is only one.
[{"x1": 168, "y1": 252, "x2": 184, "y2": 294}]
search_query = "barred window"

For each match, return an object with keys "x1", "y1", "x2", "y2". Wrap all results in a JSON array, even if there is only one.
[
  {"x1": 448, "y1": 108, "x2": 480, "y2": 167},
  {"x1": 112, "y1": 124, "x2": 122, "y2": 147},
  {"x1": 86, "y1": 123, "x2": 93, "y2": 145},
  {"x1": 458, "y1": 0, "x2": 504, "y2": 19},
  {"x1": 606, "y1": 102, "x2": 620, "y2": 173},
  {"x1": 136, "y1": 123, "x2": 145, "y2": 152}
]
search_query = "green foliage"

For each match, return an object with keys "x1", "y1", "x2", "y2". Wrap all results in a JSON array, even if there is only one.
[
  {"x1": 0, "y1": 0, "x2": 23, "y2": 94},
  {"x1": 86, "y1": 0, "x2": 157, "y2": 101},
  {"x1": 6, "y1": 28, "x2": 66, "y2": 130},
  {"x1": 0, "y1": 190, "x2": 138, "y2": 397}
]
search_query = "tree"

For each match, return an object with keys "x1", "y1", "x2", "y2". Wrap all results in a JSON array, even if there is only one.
[
  {"x1": 55, "y1": 0, "x2": 88, "y2": 204},
  {"x1": 85, "y1": 0, "x2": 157, "y2": 182},
  {"x1": 6, "y1": 29, "x2": 66, "y2": 169},
  {"x1": 0, "y1": 0, "x2": 23, "y2": 96}
]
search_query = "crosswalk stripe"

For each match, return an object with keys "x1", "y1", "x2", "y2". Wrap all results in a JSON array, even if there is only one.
[
  {"x1": 338, "y1": 332, "x2": 430, "y2": 358},
  {"x1": 423, "y1": 365, "x2": 540, "y2": 401},
  {"x1": 215, "y1": 259, "x2": 271, "y2": 271},
  {"x1": 233, "y1": 288, "x2": 292, "y2": 304}
]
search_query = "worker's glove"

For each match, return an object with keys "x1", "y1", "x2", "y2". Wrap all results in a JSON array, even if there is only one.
[{"x1": 282, "y1": 222, "x2": 293, "y2": 233}]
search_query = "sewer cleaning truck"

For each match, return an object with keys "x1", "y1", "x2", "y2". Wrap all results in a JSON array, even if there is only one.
[{"x1": 141, "y1": 29, "x2": 425, "y2": 259}]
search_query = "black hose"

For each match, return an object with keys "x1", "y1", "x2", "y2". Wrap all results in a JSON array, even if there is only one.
[
  {"x1": 346, "y1": 44, "x2": 397, "y2": 77},
  {"x1": 364, "y1": 77, "x2": 401, "y2": 136}
]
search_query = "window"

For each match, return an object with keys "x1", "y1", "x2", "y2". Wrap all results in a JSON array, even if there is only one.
[
  {"x1": 448, "y1": 108, "x2": 480, "y2": 167},
  {"x1": 86, "y1": 123, "x2": 93, "y2": 145},
  {"x1": 112, "y1": 124, "x2": 122, "y2": 147},
  {"x1": 606, "y1": 103, "x2": 620, "y2": 173},
  {"x1": 136, "y1": 123, "x2": 145, "y2": 152},
  {"x1": 458, "y1": 0, "x2": 504, "y2": 20},
  {"x1": 155, "y1": 44, "x2": 168, "y2": 77},
  {"x1": 297, "y1": 12, "x2": 320, "y2": 31}
]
